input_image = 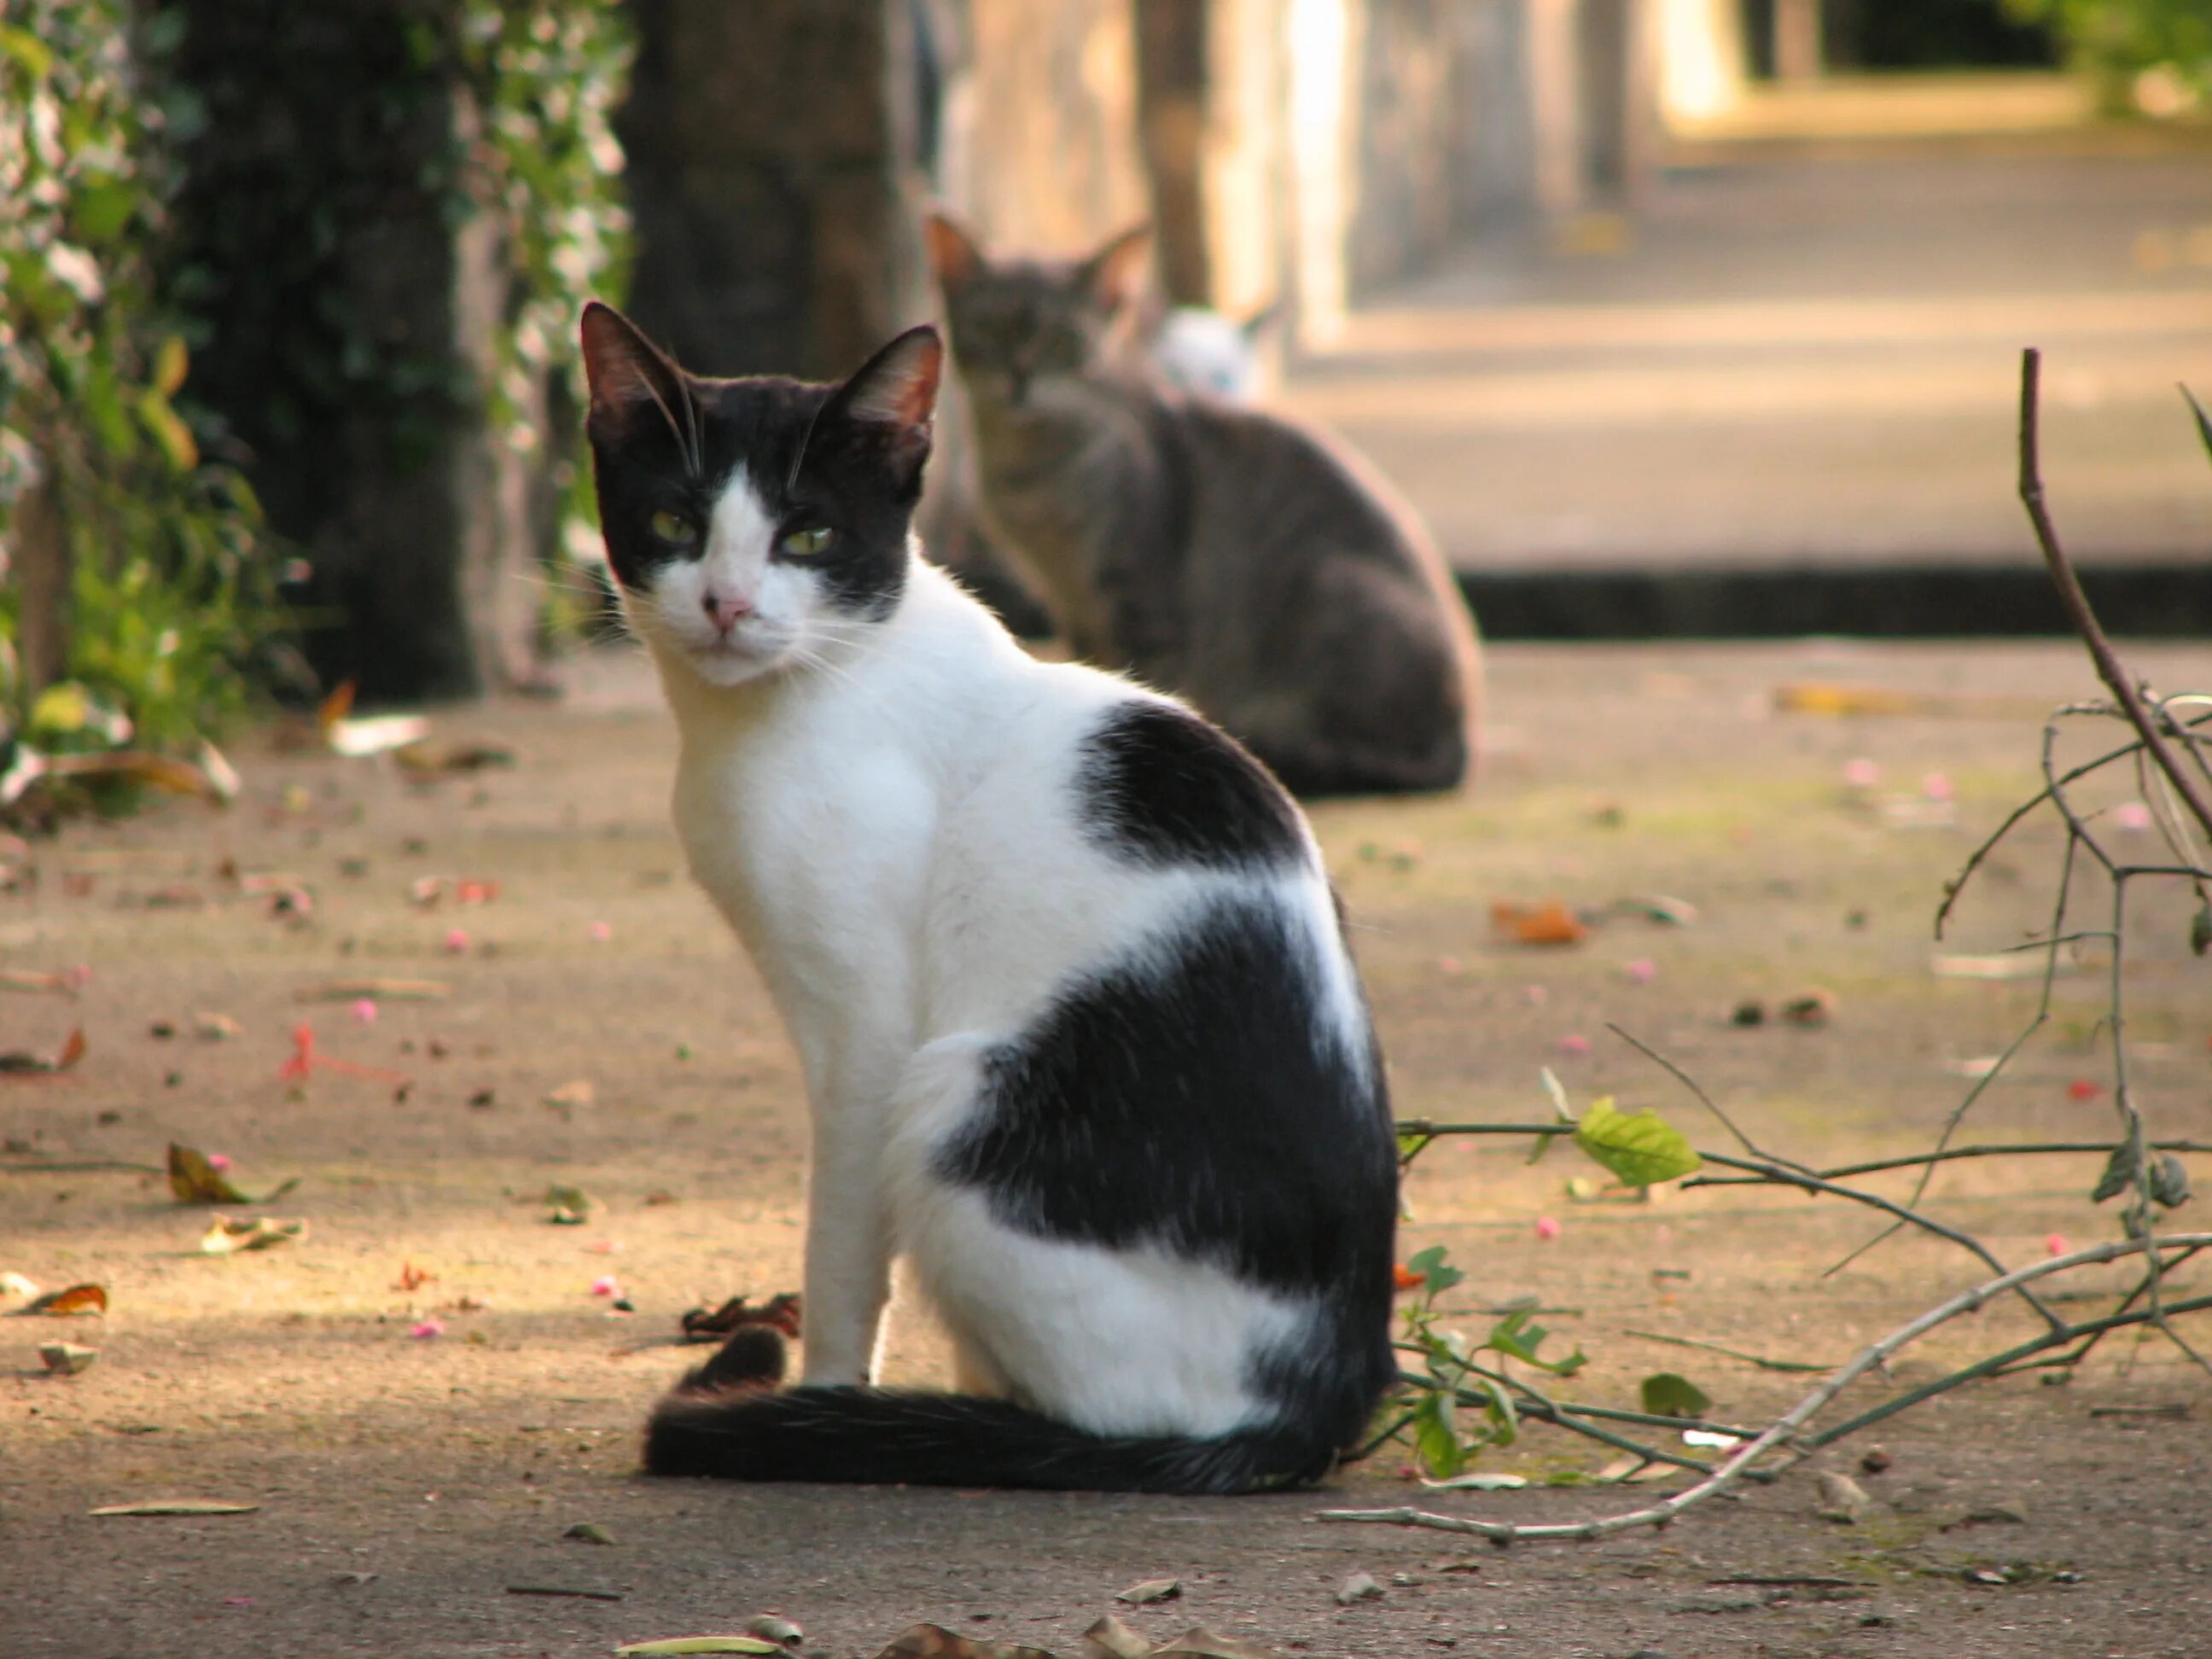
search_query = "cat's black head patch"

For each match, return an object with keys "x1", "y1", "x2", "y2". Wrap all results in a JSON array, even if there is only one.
[{"x1": 579, "y1": 302, "x2": 941, "y2": 619}]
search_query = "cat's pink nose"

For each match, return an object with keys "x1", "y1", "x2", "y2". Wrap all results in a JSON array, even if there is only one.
[{"x1": 701, "y1": 591, "x2": 754, "y2": 632}]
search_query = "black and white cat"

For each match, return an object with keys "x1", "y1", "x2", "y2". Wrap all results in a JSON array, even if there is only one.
[{"x1": 579, "y1": 301, "x2": 1398, "y2": 1493}]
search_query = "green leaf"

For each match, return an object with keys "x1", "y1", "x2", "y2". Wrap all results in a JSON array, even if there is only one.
[
  {"x1": 2189, "y1": 901, "x2": 2210, "y2": 958},
  {"x1": 2184, "y1": 385, "x2": 2212, "y2": 469},
  {"x1": 71, "y1": 177, "x2": 137, "y2": 244},
  {"x1": 0, "y1": 23, "x2": 54, "y2": 79},
  {"x1": 137, "y1": 390, "x2": 199, "y2": 473},
  {"x1": 153, "y1": 335, "x2": 189, "y2": 397},
  {"x1": 1639, "y1": 1371, "x2": 1713, "y2": 1419},
  {"x1": 1467, "y1": 1369, "x2": 1518, "y2": 1445},
  {"x1": 1482, "y1": 1305, "x2": 1586, "y2": 1377},
  {"x1": 2091, "y1": 1144, "x2": 2136, "y2": 1204},
  {"x1": 1406, "y1": 1244, "x2": 1464, "y2": 1296},
  {"x1": 2150, "y1": 1154, "x2": 2191, "y2": 1211},
  {"x1": 1572, "y1": 1097, "x2": 1702, "y2": 1187},
  {"x1": 1410, "y1": 1389, "x2": 1465, "y2": 1479}
]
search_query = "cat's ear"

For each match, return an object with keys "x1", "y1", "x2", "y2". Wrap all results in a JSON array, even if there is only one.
[
  {"x1": 1078, "y1": 223, "x2": 1153, "y2": 315},
  {"x1": 819, "y1": 325, "x2": 943, "y2": 485},
  {"x1": 923, "y1": 210, "x2": 987, "y2": 292},
  {"x1": 580, "y1": 301, "x2": 690, "y2": 436}
]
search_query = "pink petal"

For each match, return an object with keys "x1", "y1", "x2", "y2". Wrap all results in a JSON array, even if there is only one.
[
  {"x1": 63, "y1": 963, "x2": 94, "y2": 988},
  {"x1": 1435, "y1": 955, "x2": 1462, "y2": 975},
  {"x1": 1922, "y1": 771, "x2": 1954, "y2": 802},
  {"x1": 2045, "y1": 1233, "x2": 2069, "y2": 1257},
  {"x1": 1624, "y1": 958, "x2": 1656, "y2": 984},
  {"x1": 207, "y1": 1153, "x2": 233, "y2": 1172},
  {"x1": 1558, "y1": 1033, "x2": 1592, "y2": 1056},
  {"x1": 589, "y1": 921, "x2": 613, "y2": 942},
  {"x1": 1535, "y1": 1216, "x2": 1562, "y2": 1241},
  {"x1": 1522, "y1": 984, "x2": 1549, "y2": 1006},
  {"x1": 589, "y1": 1276, "x2": 620, "y2": 1297},
  {"x1": 1842, "y1": 757, "x2": 1881, "y2": 789},
  {"x1": 351, "y1": 998, "x2": 378, "y2": 1024},
  {"x1": 410, "y1": 1318, "x2": 445, "y2": 1340},
  {"x1": 442, "y1": 928, "x2": 469, "y2": 954},
  {"x1": 2112, "y1": 802, "x2": 2152, "y2": 831}
]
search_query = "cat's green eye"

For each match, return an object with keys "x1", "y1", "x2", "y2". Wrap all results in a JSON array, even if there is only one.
[
  {"x1": 649, "y1": 509, "x2": 698, "y2": 547},
  {"x1": 779, "y1": 525, "x2": 834, "y2": 558}
]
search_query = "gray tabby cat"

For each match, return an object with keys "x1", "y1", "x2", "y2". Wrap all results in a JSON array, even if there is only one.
[{"x1": 925, "y1": 212, "x2": 1481, "y2": 798}]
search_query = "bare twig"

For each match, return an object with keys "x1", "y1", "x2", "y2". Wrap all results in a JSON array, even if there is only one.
[
  {"x1": 2019, "y1": 347, "x2": 2212, "y2": 843},
  {"x1": 1605, "y1": 1023, "x2": 1811, "y2": 1173},
  {"x1": 1321, "y1": 1235, "x2": 2212, "y2": 1545}
]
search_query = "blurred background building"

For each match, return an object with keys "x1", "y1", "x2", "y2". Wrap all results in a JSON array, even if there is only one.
[{"x1": 3, "y1": 0, "x2": 2208, "y2": 727}]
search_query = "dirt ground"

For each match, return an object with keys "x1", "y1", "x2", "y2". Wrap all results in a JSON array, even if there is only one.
[{"x1": 3, "y1": 637, "x2": 2208, "y2": 1659}]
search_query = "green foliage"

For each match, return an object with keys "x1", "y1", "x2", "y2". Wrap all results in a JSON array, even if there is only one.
[
  {"x1": 1639, "y1": 1371, "x2": 1713, "y2": 1419},
  {"x1": 1572, "y1": 1097, "x2": 1703, "y2": 1188},
  {"x1": 1394, "y1": 1255, "x2": 1588, "y2": 1477},
  {"x1": 0, "y1": 0, "x2": 283, "y2": 785},
  {"x1": 451, "y1": 1, "x2": 631, "y2": 459},
  {"x1": 2006, "y1": 0, "x2": 2212, "y2": 108}
]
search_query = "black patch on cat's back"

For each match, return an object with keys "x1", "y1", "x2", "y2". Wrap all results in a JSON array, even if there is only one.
[{"x1": 1080, "y1": 701, "x2": 1305, "y2": 869}]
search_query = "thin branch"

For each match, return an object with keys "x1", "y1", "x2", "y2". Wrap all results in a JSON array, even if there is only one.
[
  {"x1": 1606, "y1": 1023, "x2": 1808, "y2": 1172},
  {"x1": 2019, "y1": 347, "x2": 2212, "y2": 844},
  {"x1": 1319, "y1": 1234, "x2": 2212, "y2": 1545},
  {"x1": 1681, "y1": 1138, "x2": 2211, "y2": 1187}
]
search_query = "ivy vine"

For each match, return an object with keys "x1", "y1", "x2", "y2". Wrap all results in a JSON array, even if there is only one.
[{"x1": 0, "y1": 0, "x2": 282, "y2": 780}]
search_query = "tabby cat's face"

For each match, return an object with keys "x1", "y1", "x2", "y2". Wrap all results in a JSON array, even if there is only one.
[
  {"x1": 925, "y1": 214, "x2": 1151, "y2": 407},
  {"x1": 579, "y1": 304, "x2": 940, "y2": 689}
]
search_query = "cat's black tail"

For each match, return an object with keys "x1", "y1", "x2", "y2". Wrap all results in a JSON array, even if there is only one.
[{"x1": 643, "y1": 1385, "x2": 1337, "y2": 1495}]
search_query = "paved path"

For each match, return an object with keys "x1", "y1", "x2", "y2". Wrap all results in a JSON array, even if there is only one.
[{"x1": 1284, "y1": 125, "x2": 2212, "y2": 573}]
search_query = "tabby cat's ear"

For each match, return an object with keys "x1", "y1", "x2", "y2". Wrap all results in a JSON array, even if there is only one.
[
  {"x1": 923, "y1": 211, "x2": 987, "y2": 291},
  {"x1": 579, "y1": 301, "x2": 690, "y2": 436},
  {"x1": 819, "y1": 325, "x2": 943, "y2": 486},
  {"x1": 1079, "y1": 223, "x2": 1153, "y2": 315}
]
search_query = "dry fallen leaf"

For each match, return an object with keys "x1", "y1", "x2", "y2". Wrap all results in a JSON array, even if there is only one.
[
  {"x1": 39, "y1": 1341, "x2": 97, "y2": 1375},
  {"x1": 563, "y1": 1521, "x2": 616, "y2": 1545},
  {"x1": 394, "y1": 738, "x2": 515, "y2": 776},
  {"x1": 199, "y1": 1215, "x2": 307, "y2": 1254},
  {"x1": 872, "y1": 1627, "x2": 1058, "y2": 1659},
  {"x1": 1930, "y1": 953, "x2": 2078, "y2": 982},
  {"x1": 544, "y1": 1079, "x2": 596, "y2": 1114},
  {"x1": 1153, "y1": 1632, "x2": 1279, "y2": 1659},
  {"x1": 169, "y1": 1142, "x2": 300, "y2": 1206},
  {"x1": 1491, "y1": 900, "x2": 1589, "y2": 946},
  {"x1": 0, "y1": 969, "x2": 83, "y2": 998},
  {"x1": 680, "y1": 1291, "x2": 802, "y2": 1342},
  {"x1": 23, "y1": 1282, "x2": 108, "y2": 1316},
  {"x1": 0, "y1": 1027, "x2": 88, "y2": 1077},
  {"x1": 743, "y1": 1615, "x2": 804, "y2": 1647},
  {"x1": 393, "y1": 1261, "x2": 435, "y2": 1293},
  {"x1": 544, "y1": 1185, "x2": 597, "y2": 1225},
  {"x1": 90, "y1": 1499, "x2": 259, "y2": 1516},
  {"x1": 1334, "y1": 1571, "x2": 1383, "y2": 1606},
  {"x1": 1083, "y1": 1615, "x2": 1153, "y2": 1659},
  {"x1": 294, "y1": 978, "x2": 451, "y2": 1003},
  {"x1": 1115, "y1": 1576, "x2": 1182, "y2": 1606},
  {"x1": 191, "y1": 1011, "x2": 242, "y2": 1041}
]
